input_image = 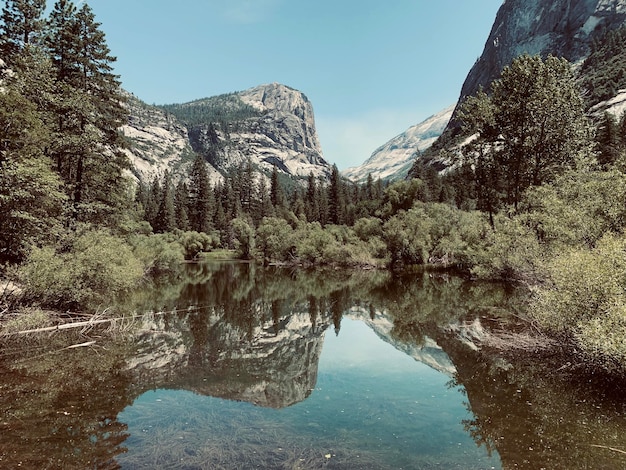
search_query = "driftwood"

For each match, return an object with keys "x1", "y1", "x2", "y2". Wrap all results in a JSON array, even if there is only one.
[
  {"x1": 590, "y1": 444, "x2": 626, "y2": 455},
  {"x1": 12, "y1": 318, "x2": 116, "y2": 335},
  {"x1": 2, "y1": 306, "x2": 205, "y2": 337}
]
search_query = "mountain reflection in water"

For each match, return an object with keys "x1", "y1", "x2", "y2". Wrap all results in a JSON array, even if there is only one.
[{"x1": 1, "y1": 262, "x2": 626, "y2": 469}]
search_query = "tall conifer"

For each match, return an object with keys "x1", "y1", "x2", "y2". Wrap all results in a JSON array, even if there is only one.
[{"x1": 0, "y1": 0, "x2": 46, "y2": 62}]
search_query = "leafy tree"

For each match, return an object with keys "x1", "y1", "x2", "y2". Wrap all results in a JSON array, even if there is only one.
[
  {"x1": 178, "y1": 230, "x2": 216, "y2": 260},
  {"x1": 459, "y1": 54, "x2": 593, "y2": 213},
  {"x1": 379, "y1": 179, "x2": 429, "y2": 219}
]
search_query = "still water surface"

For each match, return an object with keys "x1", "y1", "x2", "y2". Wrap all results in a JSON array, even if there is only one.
[
  {"x1": 1, "y1": 262, "x2": 626, "y2": 469},
  {"x1": 119, "y1": 319, "x2": 495, "y2": 469}
]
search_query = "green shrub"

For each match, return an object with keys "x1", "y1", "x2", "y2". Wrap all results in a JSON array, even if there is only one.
[
  {"x1": 470, "y1": 215, "x2": 545, "y2": 282},
  {"x1": 177, "y1": 230, "x2": 219, "y2": 260},
  {"x1": 256, "y1": 217, "x2": 294, "y2": 262},
  {"x1": 2, "y1": 308, "x2": 51, "y2": 334},
  {"x1": 531, "y1": 234, "x2": 626, "y2": 372},
  {"x1": 130, "y1": 233, "x2": 185, "y2": 275},
  {"x1": 292, "y1": 222, "x2": 334, "y2": 264},
  {"x1": 383, "y1": 206, "x2": 433, "y2": 267},
  {"x1": 232, "y1": 217, "x2": 255, "y2": 260},
  {"x1": 521, "y1": 170, "x2": 626, "y2": 249},
  {"x1": 576, "y1": 303, "x2": 626, "y2": 372},
  {"x1": 353, "y1": 217, "x2": 383, "y2": 242},
  {"x1": 19, "y1": 230, "x2": 144, "y2": 310}
]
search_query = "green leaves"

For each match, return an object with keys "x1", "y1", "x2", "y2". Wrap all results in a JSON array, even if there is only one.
[
  {"x1": 459, "y1": 54, "x2": 593, "y2": 214},
  {"x1": 531, "y1": 234, "x2": 626, "y2": 372}
]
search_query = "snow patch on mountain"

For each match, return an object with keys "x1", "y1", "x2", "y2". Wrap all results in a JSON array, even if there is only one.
[{"x1": 342, "y1": 105, "x2": 454, "y2": 183}]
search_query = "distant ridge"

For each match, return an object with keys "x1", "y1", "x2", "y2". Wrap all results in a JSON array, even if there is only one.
[{"x1": 341, "y1": 105, "x2": 453, "y2": 183}]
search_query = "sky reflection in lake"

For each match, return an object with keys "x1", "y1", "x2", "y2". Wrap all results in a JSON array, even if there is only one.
[{"x1": 118, "y1": 318, "x2": 500, "y2": 469}]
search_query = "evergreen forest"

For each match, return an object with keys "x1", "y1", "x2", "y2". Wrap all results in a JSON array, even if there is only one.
[{"x1": 3, "y1": 1, "x2": 626, "y2": 374}]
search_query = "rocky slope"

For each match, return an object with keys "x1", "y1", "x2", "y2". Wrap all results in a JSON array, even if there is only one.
[
  {"x1": 121, "y1": 83, "x2": 331, "y2": 185},
  {"x1": 342, "y1": 105, "x2": 454, "y2": 183},
  {"x1": 121, "y1": 94, "x2": 223, "y2": 184},
  {"x1": 451, "y1": 0, "x2": 626, "y2": 130},
  {"x1": 347, "y1": 1, "x2": 626, "y2": 182}
]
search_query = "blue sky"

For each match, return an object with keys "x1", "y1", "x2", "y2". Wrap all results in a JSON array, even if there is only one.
[{"x1": 81, "y1": 0, "x2": 503, "y2": 169}]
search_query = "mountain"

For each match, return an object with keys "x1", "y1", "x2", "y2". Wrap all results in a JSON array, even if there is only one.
[
  {"x1": 122, "y1": 83, "x2": 331, "y2": 185},
  {"x1": 449, "y1": 0, "x2": 626, "y2": 133},
  {"x1": 348, "y1": 0, "x2": 626, "y2": 182},
  {"x1": 341, "y1": 105, "x2": 454, "y2": 183}
]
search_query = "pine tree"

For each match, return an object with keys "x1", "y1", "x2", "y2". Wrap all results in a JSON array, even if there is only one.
[
  {"x1": 596, "y1": 112, "x2": 621, "y2": 167},
  {"x1": 213, "y1": 185, "x2": 228, "y2": 244},
  {"x1": 0, "y1": 74, "x2": 65, "y2": 263},
  {"x1": 256, "y1": 177, "x2": 273, "y2": 222},
  {"x1": 0, "y1": 0, "x2": 46, "y2": 63},
  {"x1": 145, "y1": 176, "x2": 161, "y2": 229},
  {"x1": 365, "y1": 173, "x2": 374, "y2": 201},
  {"x1": 318, "y1": 177, "x2": 329, "y2": 226},
  {"x1": 305, "y1": 171, "x2": 320, "y2": 222},
  {"x1": 270, "y1": 166, "x2": 285, "y2": 209},
  {"x1": 224, "y1": 176, "x2": 240, "y2": 219},
  {"x1": 188, "y1": 154, "x2": 213, "y2": 233},
  {"x1": 174, "y1": 180, "x2": 190, "y2": 231},
  {"x1": 154, "y1": 171, "x2": 176, "y2": 233},
  {"x1": 46, "y1": 1, "x2": 130, "y2": 226},
  {"x1": 241, "y1": 158, "x2": 255, "y2": 215},
  {"x1": 328, "y1": 164, "x2": 345, "y2": 225}
]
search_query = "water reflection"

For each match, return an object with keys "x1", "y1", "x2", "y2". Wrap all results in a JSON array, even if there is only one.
[{"x1": 1, "y1": 262, "x2": 626, "y2": 468}]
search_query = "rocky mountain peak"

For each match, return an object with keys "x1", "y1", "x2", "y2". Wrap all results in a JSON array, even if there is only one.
[
  {"x1": 240, "y1": 83, "x2": 310, "y2": 115},
  {"x1": 236, "y1": 83, "x2": 324, "y2": 164},
  {"x1": 122, "y1": 83, "x2": 330, "y2": 185}
]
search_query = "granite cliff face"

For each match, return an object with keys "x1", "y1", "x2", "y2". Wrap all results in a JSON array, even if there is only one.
[
  {"x1": 347, "y1": 0, "x2": 626, "y2": 181},
  {"x1": 122, "y1": 83, "x2": 330, "y2": 185},
  {"x1": 342, "y1": 105, "x2": 454, "y2": 183},
  {"x1": 455, "y1": 0, "x2": 626, "y2": 121},
  {"x1": 188, "y1": 83, "x2": 329, "y2": 179},
  {"x1": 121, "y1": 94, "x2": 222, "y2": 183}
]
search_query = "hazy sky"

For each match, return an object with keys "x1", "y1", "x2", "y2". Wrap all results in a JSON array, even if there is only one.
[{"x1": 78, "y1": 0, "x2": 503, "y2": 169}]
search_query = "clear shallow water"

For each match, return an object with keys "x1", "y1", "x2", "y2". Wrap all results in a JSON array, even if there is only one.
[
  {"x1": 3, "y1": 262, "x2": 626, "y2": 469},
  {"x1": 119, "y1": 319, "x2": 499, "y2": 469}
]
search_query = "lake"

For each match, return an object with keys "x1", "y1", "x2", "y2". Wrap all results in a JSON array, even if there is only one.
[{"x1": 1, "y1": 262, "x2": 626, "y2": 469}]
